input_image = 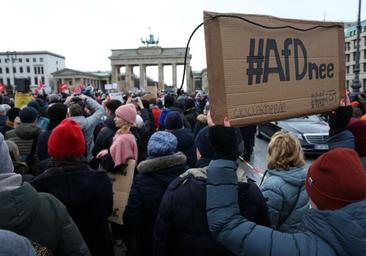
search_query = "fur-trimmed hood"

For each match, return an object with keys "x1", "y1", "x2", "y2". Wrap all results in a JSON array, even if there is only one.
[
  {"x1": 196, "y1": 114, "x2": 207, "y2": 124},
  {"x1": 137, "y1": 152, "x2": 187, "y2": 174},
  {"x1": 180, "y1": 165, "x2": 247, "y2": 183}
]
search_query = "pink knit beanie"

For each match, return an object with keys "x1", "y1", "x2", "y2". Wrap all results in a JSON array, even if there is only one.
[{"x1": 115, "y1": 104, "x2": 137, "y2": 125}]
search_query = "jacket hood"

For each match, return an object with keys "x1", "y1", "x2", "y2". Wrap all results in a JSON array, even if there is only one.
[
  {"x1": 267, "y1": 166, "x2": 307, "y2": 187},
  {"x1": 180, "y1": 165, "x2": 247, "y2": 183},
  {"x1": 137, "y1": 152, "x2": 187, "y2": 174},
  {"x1": 0, "y1": 183, "x2": 40, "y2": 230},
  {"x1": 15, "y1": 123, "x2": 40, "y2": 139},
  {"x1": 171, "y1": 128, "x2": 194, "y2": 150},
  {"x1": 196, "y1": 114, "x2": 207, "y2": 124},
  {"x1": 301, "y1": 200, "x2": 366, "y2": 256}
]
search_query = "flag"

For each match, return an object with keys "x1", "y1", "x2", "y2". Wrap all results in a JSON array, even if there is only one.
[
  {"x1": 73, "y1": 86, "x2": 82, "y2": 94},
  {"x1": 35, "y1": 80, "x2": 45, "y2": 95},
  {"x1": 59, "y1": 83, "x2": 68, "y2": 93},
  {"x1": 0, "y1": 83, "x2": 5, "y2": 93},
  {"x1": 79, "y1": 81, "x2": 85, "y2": 89}
]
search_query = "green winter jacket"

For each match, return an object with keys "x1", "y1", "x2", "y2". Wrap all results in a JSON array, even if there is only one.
[{"x1": 0, "y1": 182, "x2": 90, "y2": 256}]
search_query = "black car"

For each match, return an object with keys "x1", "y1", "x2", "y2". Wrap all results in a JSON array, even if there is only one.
[{"x1": 257, "y1": 115, "x2": 330, "y2": 154}]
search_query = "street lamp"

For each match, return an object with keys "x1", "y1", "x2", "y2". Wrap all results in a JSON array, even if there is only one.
[
  {"x1": 350, "y1": 0, "x2": 362, "y2": 100},
  {"x1": 5, "y1": 51, "x2": 17, "y2": 92}
]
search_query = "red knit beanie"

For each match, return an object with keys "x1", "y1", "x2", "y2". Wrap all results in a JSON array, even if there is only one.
[
  {"x1": 48, "y1": 119, "x2": 85, "y2": 158},
  {"x1": 115, "y1": 104, "x2": 137, "y2": 125},
  {"x1": 306, "y1": 148, "x2": 366, "y2": 210}
]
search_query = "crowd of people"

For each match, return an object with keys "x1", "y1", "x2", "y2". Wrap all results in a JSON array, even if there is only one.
[{"x1": 0, "y1": 89, "x2": 365, "y2": 256}]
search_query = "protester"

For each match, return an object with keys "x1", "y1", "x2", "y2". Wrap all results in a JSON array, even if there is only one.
[
  {"x1": 348, "y1": 109, "x2": 366, "y2": 157},
  {"x1": 193, "y1": 113, "x2": 207, "y2": 136},
  {"x1": 158, "y1": 94, "x2": 174, "y2": 130},
  {"x1": 151, "y1": 98, "x2": 161, "y2": 130},
  {"x1": 27, "y1": 100, "x2": 49, "y2": 131},
  {"x1": 0, "y1": 105, "x2": 7, "y2": 135},
  {"x1": 96, "y1": 103, "x2": 138, "y2": 172},
  {"x1": 131, "y1": 97, "x2": 155, "y2": 162},
  {"x1": 153, "y1": 126, "x2": 270, "y2": 256},
  {"x1": 37, "y1": 103, "x2": 67, "y2": 161},
  {"x1": 92, "y1": 99, "x2": 122, "y2": 166},
  {"x1": 239, "y1": 125, "x2": 257, "y2": 162},
  {"x1": 260, "y1": 131, "x2": 309, "y2": 232},
  {"x1": 206, "y1": 123, "x2": 366, "y2": 256},
  {"x1": 184, "y1": 98, "x2": 199, "y2": 131},
  {"x1": 31, "y1": 118, "x2": 114, "y2": 256},
  {"x1": 3, "y1": 107, "x2": 20, "y2": 134},
  {"x1": 5, "y1": 107, "x2": 41, "y2": 175},
  {"x1": 67, "y1": 94, "x2": 104, "y2": 162},
  {"x1": 5, "y1": 140, "x2": 33, "y2": 182},
  {"x1": 165, "y1": 111, "x2": 196, "y2": 167},
  {"x1": 0, "y1": 133, "x2": 90, "y2": 255},
  {"x1": 123, "y1": 131, "x2": 189, "y2": 255}
]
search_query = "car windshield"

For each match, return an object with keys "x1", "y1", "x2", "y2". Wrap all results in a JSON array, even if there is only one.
[{"x1": 286, "y1": 115, "x2": 321, "y2": 122}]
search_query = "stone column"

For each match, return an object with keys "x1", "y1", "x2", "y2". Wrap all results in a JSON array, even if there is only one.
[
  {"x1": 111, "y1": 65, "x2": 117, "y2": 82},
  {"x1": 112, "y1": 65, "x2": 123, "y2": 91},
  {"x1": 185, "y1": 61, "x2": 192, "y2": 93},
  {"x1": 158, "y1": 64, "x2": 164, "y2": 91},
  {"x1": 125, "y1": 65, "x2": 133, "y2": 90},
  {"x1": 172, "y1": 63, "x2": 177, "y2": 88},
  {"x1": 139, "y1": 64, "x2": 147, "y2": 90}
]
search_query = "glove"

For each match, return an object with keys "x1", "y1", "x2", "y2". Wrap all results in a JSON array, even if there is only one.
[{"x1": 208, "y1": 125, "x2": 239, "y2": 161}]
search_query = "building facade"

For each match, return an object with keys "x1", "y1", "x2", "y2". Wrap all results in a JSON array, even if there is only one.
[
  {"x1": 345, "y1": 20, "x2": 366, "y2": 91},
  {"x1": 52, "y1": 68, "x2": 111, "y2": 92},
  {"x1": 0, "y1": 51, "x2": 65, "y2": 91}
]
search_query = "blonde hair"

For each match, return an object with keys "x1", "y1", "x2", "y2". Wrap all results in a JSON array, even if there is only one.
[
  {"x1": 267, "y1": 131, "x2": 305, "y2": 170},
  {"x1": 116, "y1": 119, "x2": 134, "y2": 135}
]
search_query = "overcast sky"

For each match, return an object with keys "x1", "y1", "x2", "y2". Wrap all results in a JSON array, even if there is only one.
[{"x1": 1, "y1": 0, "x2": 364, "y2": 85}]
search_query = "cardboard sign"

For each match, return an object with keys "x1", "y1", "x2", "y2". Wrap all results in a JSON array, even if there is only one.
[
  {"x1": 108, "y1": 159, "x2": 136, "y2": 225},
  {"x1": 204, "y1": 12, "x2": 345, "y2": 126}
]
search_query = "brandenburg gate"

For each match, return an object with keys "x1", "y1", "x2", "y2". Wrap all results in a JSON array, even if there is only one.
[{"x1": 109, "y1": 46, "x2": 193, "y2": 93}]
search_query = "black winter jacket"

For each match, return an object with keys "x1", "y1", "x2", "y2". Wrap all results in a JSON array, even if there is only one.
[
  {"x1": 169, "y1": 128, "x2": 197, "y2": 168},
  {"x1": 92, "y1": 117, "x2": 117, "y2": 157},
  {"x1": 31, "y1": 161, "x2": 114, "y2": 256},
  {"x1": 37, "y1": 130, "x2": 52, "y2": 161},
  {"x1": 123, "y1": 152, "x2": 189, "y2": 256},
  {"x1": 153, "y1": 167, "x2": 270, "y2": 256}
]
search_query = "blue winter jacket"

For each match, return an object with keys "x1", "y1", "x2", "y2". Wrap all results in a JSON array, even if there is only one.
[
  {"x1": 260, "y1": 166, "x2": 309, "y2": 232},
  {"x1": 207, "y1": 159, "x2": 366, "y2": 256},
  {"x1": 328, "y1": 130, "x2": 355, "y2": 150}
]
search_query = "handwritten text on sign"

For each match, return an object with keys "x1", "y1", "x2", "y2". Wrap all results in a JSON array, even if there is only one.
[{"x1": 246, "y1": 38, "x2": 334, "y2": 85}]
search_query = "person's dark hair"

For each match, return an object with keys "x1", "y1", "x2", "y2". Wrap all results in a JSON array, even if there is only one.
[
  {"x1": 7, "y1": 108, "x2": 20, "y2": 122},
  {"x1": 164, "y1": 95, "x2": 175, "y2": 108},
  {"x1": 173, "y1": 101, "x2": 184, "y2": 112},
  {"x1": 47, "y1": 103, "x2": 67, "y2": 130},
  {"x1": 149, "y1": 98, "x2": 157, "y2": 105},
  {"x1": 105, "y1": 99, "x2": 122, "y2": 114},
  {"x1": 142, "y1": 99, "x2": 150, "y2": 109},
  {"x1": 68, "y1": 104, "x2": 84, "y2": 117}
]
